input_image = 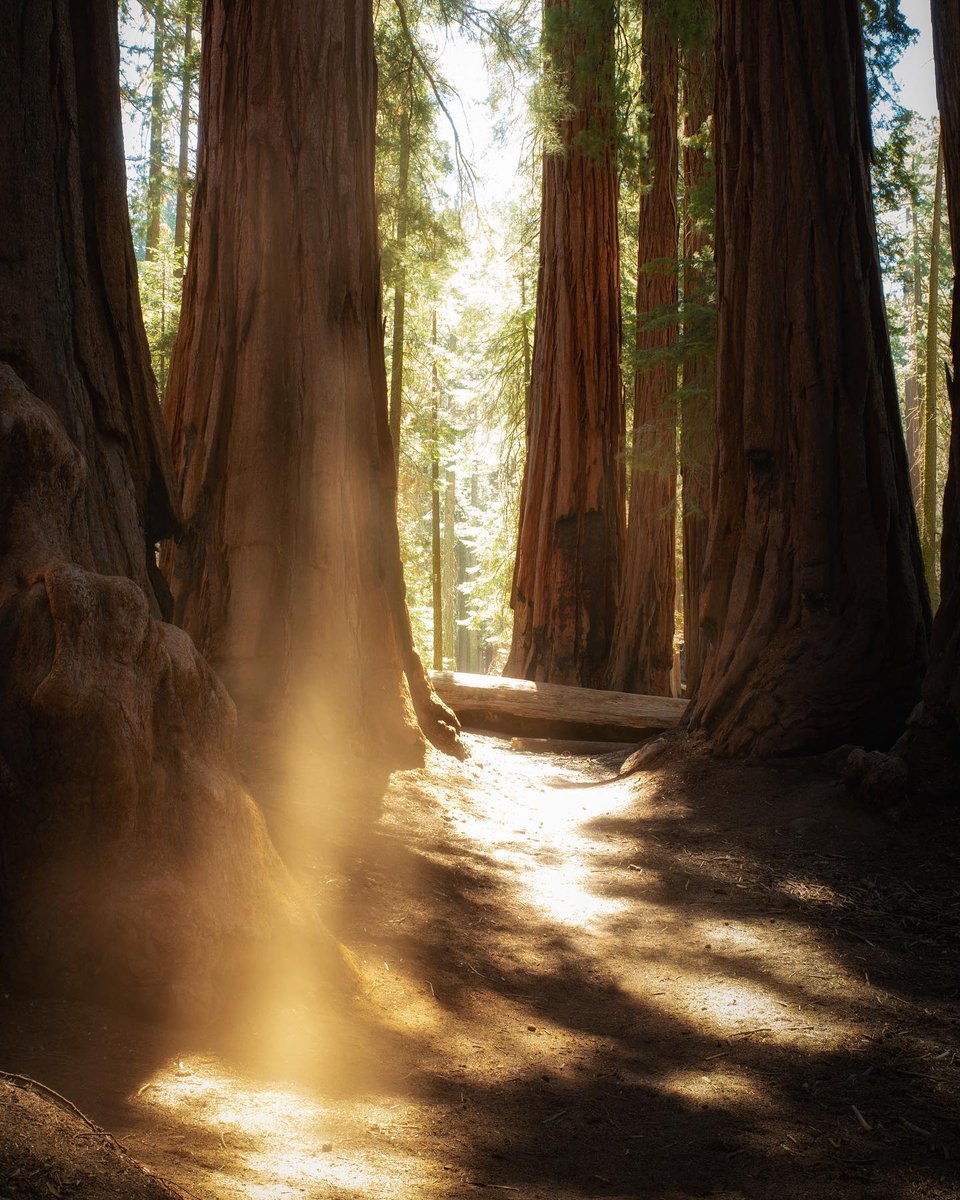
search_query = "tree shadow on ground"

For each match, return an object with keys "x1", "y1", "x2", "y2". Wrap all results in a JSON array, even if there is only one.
[
  {"x1": 313, "y1": 735, "x2": 960, "y2": 1199},
  {"x1": 0, "y1": 733, "x2": 957, "y2": 1199}
]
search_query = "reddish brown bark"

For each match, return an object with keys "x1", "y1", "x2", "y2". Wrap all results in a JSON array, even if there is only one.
[
  {"x1": 505, "y1": 0, "x2": 624, "y2": 688},
  {"x1": 163, "y1": 0, "x2": 459, "y2": 764},
  {"x1": 604, "y1": 1, "x2": 679, "y2": 696},
  {"x1": 679, "y1": 24, "x2": 714, "y2": 696},
  {"x1": 687, "y1": 0, "x2": 929, "y2": 756},
  {"x1": 0, "y1": 2, "x2": 177, "y2": 606},
  {"x1": 0, "y1": 0, "x2": 345, "y2": 1013}
]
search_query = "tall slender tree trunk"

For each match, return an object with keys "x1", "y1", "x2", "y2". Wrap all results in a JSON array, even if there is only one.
[
  {"x1": 687, "y1": 0, "x2": 929, "y2": 756},
  {"x1": 505, "y1": 0, "x2": 623, "y2": 687},
  {"x1": 907, "y1": 0, "x2": 960, "y2": 787},
  {"x1": 431, "y1": 313, "x2": 443, "y2": 671},
  {"x1": 604, "y1": 0, "x2": 679, "y2": 696},
  {"x1": 389, "y1": 68, "x2": 413, "y2": 462},
  {"x1": 923, "y1": 136, "x2": 944, "y2": 603},
  {"x1": 0, "y1": 0, "x2": 345, "y2": 1015},
  {"x1": 163, "y1": 1, "x2": 460, "y2": 768},
  {"x1": 520, "y1": 273, "x2": 532, "y2": 398},
  {"x1": 904, "y1": 194, "x2": 923, "y2": 507},
  {"x1": 679, "y1": 19, "x2": 713, "y2": 696},
  {"x1": 173, "y1": 8, "x2": 194, "y2": 278},
  {"x1": 145, "y1": 2, "x2": 166, "y2": 260},
  {"x1": 444, "y1": 468, "x2": 457, "y2": 664}
]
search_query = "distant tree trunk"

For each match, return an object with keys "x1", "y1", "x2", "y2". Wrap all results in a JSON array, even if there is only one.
[
  {"x1": 904, "y1": 195, "x2": 923, "y2": 507},
  {"x1": 0, "y1": 0, "x2": 347, "y2": 1014},
  {"x1": 163, "y1": 1, "x2": 460, "y2": 766},
  {"x1": 389, "y1": 70, "x2": 413, "y2": 462},
  {"x1": 923, "y1": 136, "x2": 944, "y2": 603},
  {"x1": 520, "y1": 274, "x2": 532, "y2": 396},
  {"x1": 431, "y1": 314, "x2": 443, "y2": 671},
  {"x1": 455, "y1": 532, "x2": 475, "y2": 672},
  {"x1": 604, "y1": 0, "x2": 679, "y2": 696},
  {"x1": 679, "y1": 19, "x2": 713, "y2": 696},
  {"x1": 687, "y1": 0, "x2": 929, "y2": 756},
  {"x1": 505, "y1": 0, "x2": 624, "y2": 687},
  {"x1": 145, "y1": 2, "x2": 166, "y2": 260},
  {"x1": 173, "y1": 8, "x2": 194, "y2": 278},
  {"x1": 904, "y1": 0, "x2": 960, "y2": 789},
  {"x1": 444, "y1": 467, "x2": 457, "y2": 664}
]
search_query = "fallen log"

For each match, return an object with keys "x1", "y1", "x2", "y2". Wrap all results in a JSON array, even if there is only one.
[{"x1": 429, "y1": 671, "x2": 688, "y2": 742}]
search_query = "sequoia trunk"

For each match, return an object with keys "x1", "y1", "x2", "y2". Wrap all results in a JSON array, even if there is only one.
[
  {"x1": 0, "y1": 0, "x2": 347, "y2": 1014},
  {"x1": 686, "y1": 0, "x2": 929, "y2": 756},
  {"x1": 604, "y1": 0, "x2": 679, "y2": 696},
  {"x1": 505, "y1": 0, "x2": 624, "y2": 687},
  {"x1": 163, "y1": 0, "x2": 459, "y2": 764}
]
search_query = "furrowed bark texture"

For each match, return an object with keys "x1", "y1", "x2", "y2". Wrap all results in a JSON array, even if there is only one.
[
  {"x1": 907, "y1": 0, "x2": 960, "y2": 785},
  {"x1": 0, "y1": 0, "x2": 347, "y2": 1013},
  {"x1": 679, "y1": 26, "x2": 714, "y2": 696},
  {"x1": 0, "y1": 0, "x2": 178, "y2": 606},
  {"x1": 687, "y1": 0, "x2": 930, "y2": 756},
  {"x1": 605, "y1": 1, "x2": 679, "y2": 696},
  {"x1": 163, "y1": 0, "x2": 459, "y2": 760},
  {"x1": 505, "y1": 0, "x2": 624, "y2": 687}
]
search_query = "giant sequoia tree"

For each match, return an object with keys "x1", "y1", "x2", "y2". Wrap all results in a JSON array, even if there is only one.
[
  {"x1": 163, "y1": 0, "x2": 458, "y2": 764},
  {"x1": 0, "y1": 0, "x2": 343, "y2": 1013},
  {"x1": 687, "y1": 0, "x2": 929, "y2": 756},
  {"x1": 505, "y1": 0, "x2": 624, "y2": 687},
  {"x1": 604, "y1": 0, "x2": 679, "y2": 696}
]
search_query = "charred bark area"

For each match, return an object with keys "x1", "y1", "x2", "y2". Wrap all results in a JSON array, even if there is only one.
[
  {"x1": 505, "y1": 0, "x2": 624, "y2": 688},
  {"x1": 163, "y1": 0, "x2": 459, "y2": 764},
  {"x1": 604, "y1": 1, "x2": 679, "y2": 696},
  {"x1": 0, "y1": 2, "x2": 346, "y2": 1012},
  {"x1": 687, "y1": 0, "x2": 929, "y2": 756}
]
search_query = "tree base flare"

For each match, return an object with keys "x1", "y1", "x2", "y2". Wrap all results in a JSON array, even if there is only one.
[{"x1": 0, "y1": 367, "x2": 354, "y2": 1018}]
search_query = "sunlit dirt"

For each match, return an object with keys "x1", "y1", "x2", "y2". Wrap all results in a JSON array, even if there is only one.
[{"x1": 5, "y1": 732, "x2": 954, "y2": 1198}]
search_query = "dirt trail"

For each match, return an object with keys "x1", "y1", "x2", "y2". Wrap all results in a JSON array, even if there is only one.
[{"x1": 1, "y1": 733, "x2": 958, "y2": 1198}]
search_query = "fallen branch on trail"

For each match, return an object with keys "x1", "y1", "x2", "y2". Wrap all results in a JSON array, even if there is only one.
[{"x1": 429, "y1": 672, "x2": 688, "y2": 742}]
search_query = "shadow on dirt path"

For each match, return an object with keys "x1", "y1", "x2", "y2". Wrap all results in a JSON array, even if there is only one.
[{"x1": 1, "y1": 732, "x2": 958, "y2": 1198}]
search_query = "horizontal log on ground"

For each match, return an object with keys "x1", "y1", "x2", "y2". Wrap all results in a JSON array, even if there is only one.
[{"x1": 429, "y1": 671, "x2": 688, "y2": 742}]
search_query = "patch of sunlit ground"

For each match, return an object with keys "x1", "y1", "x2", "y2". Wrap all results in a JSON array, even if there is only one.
[
  {"x1": 446, "y1": 741, "x2": 639, "y2": 932},
  {"x1": 443, "y1": 738, "x2": 866, "y2": 1058},
  {"x1": 659, "y1": 1062, "x2": 769, "y2": 1108},
  {"x1": 136, "y1": 1056, "x2": 433, "y2": 1199}
]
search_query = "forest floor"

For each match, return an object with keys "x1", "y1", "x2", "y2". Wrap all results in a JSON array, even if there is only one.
[{"x1": 1, "y1": 732, "x2": 959, "y2": 1199}]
